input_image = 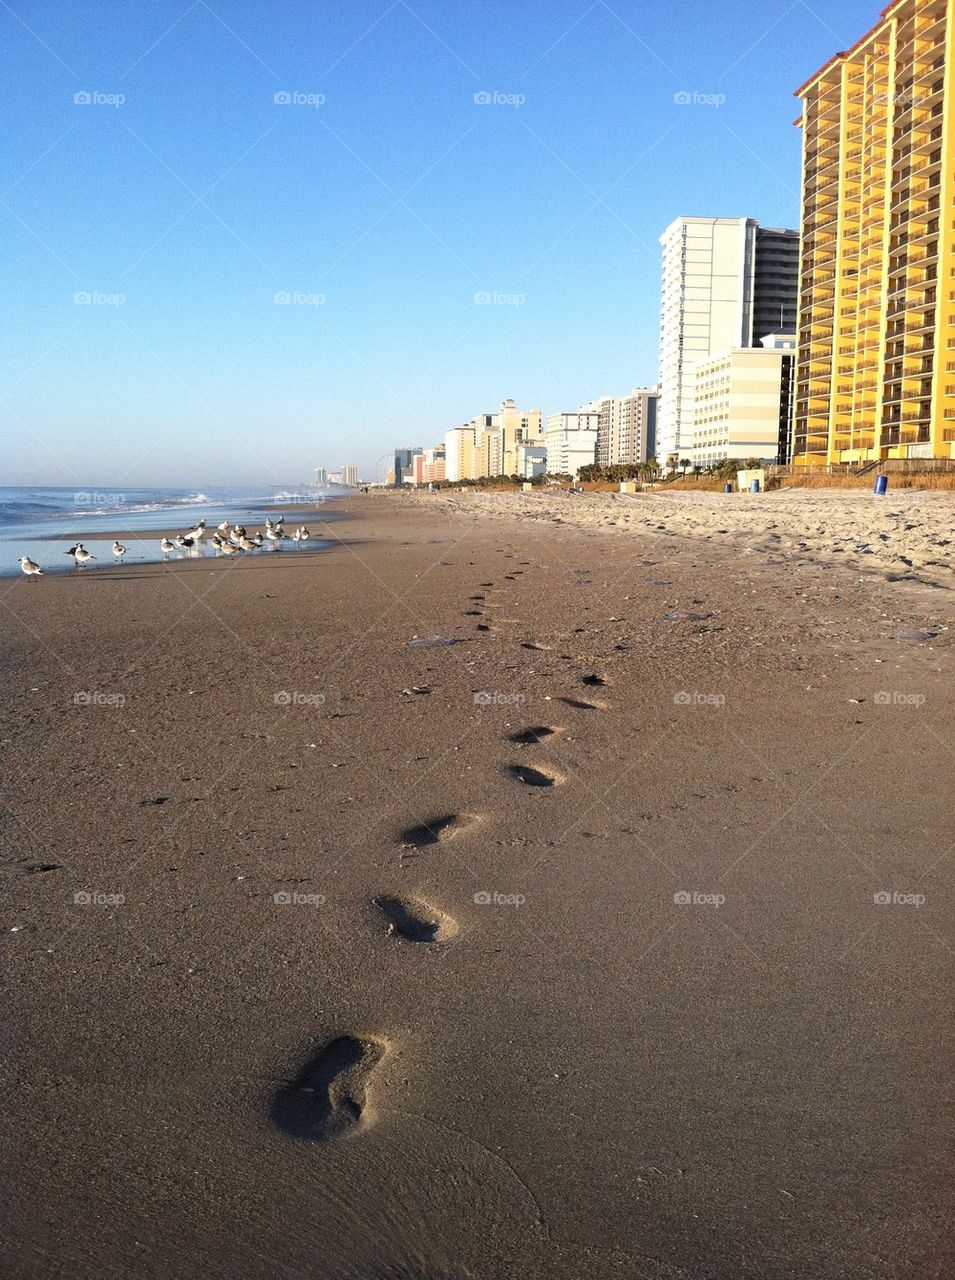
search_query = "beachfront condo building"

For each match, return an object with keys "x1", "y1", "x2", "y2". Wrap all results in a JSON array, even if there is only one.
[
  {"x1": 517, "y1": 444, "x2": 548, "y2": 478},
  {"x1": 545, "y1": 411, "x2": 600, "y2": 477},
  {"x1": 793, "y1": 0, "x2": 955, "y2": 464},
  {"x1": 393, "y1": 447, "x2": 423, "y2": 486},
  {"x1": 412, "y1": 447, "x2": 446, "y2": 484},
  {"x1": 444, "y1": 400, "x2": 543, "y2": 479},
  {"x1": 342, "y1": 465, "x2": 359, "y2": 487},
  {"x1": 581, "y1": 388, "x2": 658, "y2": 466},
  {"x1": 691, "y1": 334, "x2": 797, "y2": 469},
  {"x1": 657, "y1": 217, "x2": 799, "y2": 469},
  {"x1": 314, "y1": 467, "x2": 327, "y2": 486},
  {"x1": 444, "y1": 425, "x2": 477, "y2": 481}
]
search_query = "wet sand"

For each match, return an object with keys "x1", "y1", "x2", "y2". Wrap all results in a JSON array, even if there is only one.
[{"x1": 2, "y1": 493, "x2": 952, "y2": 1279}]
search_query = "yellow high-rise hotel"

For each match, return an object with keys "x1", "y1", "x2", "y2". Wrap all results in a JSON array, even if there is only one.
[{"x1": 793, "y1": 0, "x2": 955, "y2": 464}]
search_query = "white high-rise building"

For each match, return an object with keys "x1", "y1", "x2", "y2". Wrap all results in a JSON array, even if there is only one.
[
  {"x1": 580, "y1": 388, "x2": 658, "y2": 466},
  {"x1": 545, "y1": 412, "x2": 599, "y2": 477},
  {"x1": 656, "y1": 220, "x2": 798, "y2": 469},
  {"x1": 658, "y1": 217, "x2": 759, "y2": 470}
]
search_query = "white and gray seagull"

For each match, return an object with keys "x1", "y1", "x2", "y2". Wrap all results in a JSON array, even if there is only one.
[
  {"x1": 160, "y1": 537, "x2": 176, "y2": 558},
  {"x1": 68, "y1": 544, "x2": 94, "y2": 568},
  {"x1": 19, "y1": 556, "x2": 43, "y2": 582},
  {"x1": 112, "y1": 541, "x2": 127, "y2": 561}
]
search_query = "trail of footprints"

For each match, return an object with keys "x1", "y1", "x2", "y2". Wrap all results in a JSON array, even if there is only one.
[{"x1": 274, "y1": 556, "x2": 612, "y2": 1146}]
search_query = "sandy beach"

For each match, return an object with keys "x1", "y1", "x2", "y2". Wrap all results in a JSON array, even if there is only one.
[{"x1": 2, "y1": 492, "x2": 952, "y2": 1279}]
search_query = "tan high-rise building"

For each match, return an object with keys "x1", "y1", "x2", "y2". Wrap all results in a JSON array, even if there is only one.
[{"x1": 793, "y1": 0, "x2": 955, "y2": 464}]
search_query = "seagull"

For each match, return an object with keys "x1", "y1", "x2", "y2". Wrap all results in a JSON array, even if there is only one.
[
  {"x1": 160, "y1": 537, "x2": 175, "y2": 558},
  {"x1": 19, "y1": 556, "x2": 43, "y2": 582},
  {"x1": 189, "y1": 520, "x2": 206, "y2": 540},
  {"x1": 71, "y1": 545, "x2": 94, "y2": 568},
  {"x1": 174, "y1": 535, "x2": 196, "y2": 550},
  {"x1": 299, "y1": 526, "x2": 310, "y2": 545},
  {"x1": 250, "y1": 531, "x2": 264, "y2": 548},
  {"x1": 265, "y1": 526, "x2": 284, "y2": 548},
  {"x1": 112, "y1": 541, "x2": 127, "y2": 561},
  {"x1": 237, "y1": 534, "x2": 257, "y2": 553},
  {"x1": 65, "y1": 543, "x2": 80, "y2": 557},
  {"x1": 211, "y1": 534, "x2": 223, "y2": 554},
  {"x1": 217, "y1": 520, "x2": 230, "y2": 534},
  {"x1": 291, "y1": 527, "x2": 302, "y2": 544},
  {"x1": 219, "y1": 540, "x2": 240, "y2": 557}
]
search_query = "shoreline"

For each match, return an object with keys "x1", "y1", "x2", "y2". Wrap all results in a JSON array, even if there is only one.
[{"x1": 4, "y1": 493, "x2": 952, "y2": 1278}]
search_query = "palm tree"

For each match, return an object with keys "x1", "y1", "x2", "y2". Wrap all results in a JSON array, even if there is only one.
[{"x1": 679, "y1": 457, "x2": 691, "y2": 477}]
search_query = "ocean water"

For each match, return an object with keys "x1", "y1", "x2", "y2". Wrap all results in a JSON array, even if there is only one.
[{"x1": 0, "y1": 485, "x2": 342, "y2": 576}]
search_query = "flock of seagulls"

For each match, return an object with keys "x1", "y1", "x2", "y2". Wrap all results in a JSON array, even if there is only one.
[{"x1": 19, "y1": 514, "x2": 313, "y2": 581}]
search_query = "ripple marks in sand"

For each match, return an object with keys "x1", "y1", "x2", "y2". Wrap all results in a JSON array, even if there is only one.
[
  {"x1": 273, "y1": 1035, "x2": 387, "y2": 1142},
  {"x1": 375, "y1": 895, "x2": 458, "y2": 943}
]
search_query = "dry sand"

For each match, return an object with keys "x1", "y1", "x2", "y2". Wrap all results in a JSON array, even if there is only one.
[
  {"x1": 431, "y1": 486, "x2": 955, "y2": 588},
  {"x1": 2, "y1": 493, "x2": 953, "y2": 1279}
]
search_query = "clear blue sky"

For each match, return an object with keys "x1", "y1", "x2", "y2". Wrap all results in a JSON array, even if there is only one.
[{"x1": 2, "y1": 0, "x2": 879, "y2": 486}]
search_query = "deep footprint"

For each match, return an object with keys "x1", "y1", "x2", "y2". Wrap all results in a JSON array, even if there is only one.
[
  {"x1": 581, "y1": 674, "x2": 609, "y2": 688},
  {"x1": 509, "y1": 725, "x2": 560, "y2": 745},
  {"x1": 559, "y1": 696, "x2": 604, "y2": 711},
  {"x1": 507, "y1": 763, "x2": 562, "y2": 787},
  {"x1": 375, "y1": 895, "x2": 458, "y2": 943},
  {"x1": 400, "y1": 813, "x2": 476, "y2": 848},
  {"x1": 273, "y1": 1034, "x2": 386, "y2": 1142}
]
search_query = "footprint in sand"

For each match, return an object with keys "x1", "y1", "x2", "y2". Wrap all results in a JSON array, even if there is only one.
[
  {"x1": 506, "y1": 763, "x2": 563, "y2": 788},
  {"x1": 273, "y1": 1034, "x2": 387, "y2": 1142},
  {"x1": 375, "y1": 894, "x2": 458, "y2": 943},
  {"x1": 509, "y1": 725, "x2": 561, "y2": 745},
  {"x1": 400, "y1": 813, "x2": 478, "y2": 856},
  {"x1": 559, "y1": 696, "x2": 606, "y2": 711},
  {"x1": 580, "y1": 674, "x2": 609, "y2": 688}
]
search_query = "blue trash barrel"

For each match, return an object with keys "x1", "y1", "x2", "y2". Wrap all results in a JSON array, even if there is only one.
[
  {"x1": 750, "y1": 479, "x2": 760, "y2": 493},
  {"x1": 874, "y1": 474, "x2": 888, "y2": 495},
  {"x1": 723, "y1": 483, "x2": 733, "y2": 494}
]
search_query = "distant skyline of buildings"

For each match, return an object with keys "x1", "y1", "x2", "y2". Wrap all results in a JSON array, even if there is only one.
[
  {"x1": 314, "y1": 463, "x2": 362, "y2": 487},
  {"x1": 385, "y1": 0, "x2": 954, "y2": 483}
]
